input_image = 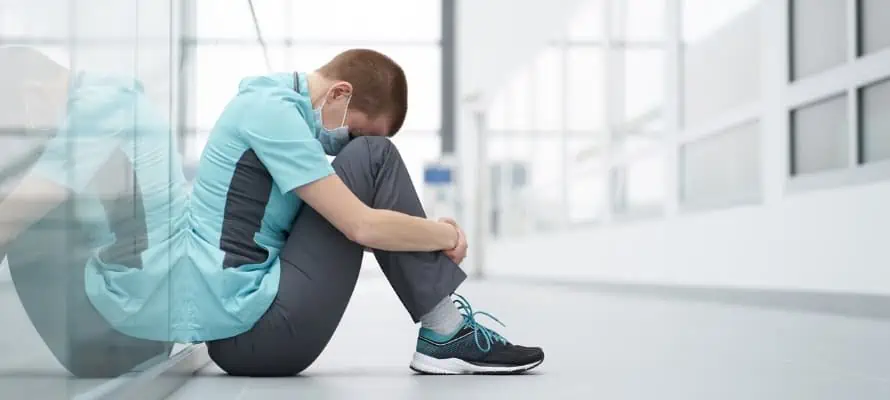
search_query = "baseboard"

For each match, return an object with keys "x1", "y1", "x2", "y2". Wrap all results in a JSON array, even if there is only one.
[
  {"x1": 73, "y1": 343, "x2": 210, "y2": 400},
  {"x1": 490, "y1": 276, "x2": 890, "y2": 321}
]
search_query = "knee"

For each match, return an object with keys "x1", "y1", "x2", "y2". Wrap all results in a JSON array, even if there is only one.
[{"x1": 337, "y1": 136, "x2": 401, "y2": 166}]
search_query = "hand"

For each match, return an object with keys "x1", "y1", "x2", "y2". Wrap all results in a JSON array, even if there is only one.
[{"x1": 438, "y1": 217, "x2": 468, "y2": 265}]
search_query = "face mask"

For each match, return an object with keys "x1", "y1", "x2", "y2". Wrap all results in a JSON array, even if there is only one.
[{"x1": 313, "y1": 89, "x2": 352, "y2": 156}]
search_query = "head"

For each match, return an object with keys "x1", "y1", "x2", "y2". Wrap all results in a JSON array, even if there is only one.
[
  {"x1": 0, "y1": 46, "x2": 69, "y2": 132},
  {"x1": 309, "y1": 49, "x2": 408, "y2": 139}
]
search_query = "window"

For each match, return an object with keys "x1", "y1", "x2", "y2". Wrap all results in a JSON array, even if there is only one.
[
  {"x1": 622, "y1": 0, "x2": 666, "y2": 42},
  {"x1": 566, "y1": 47, "x2": 606, "y2": 132},
  {"x1": 790, "y1": 94, "x2": 849, "y2": 175},
  {"x1": 611, "y1": 154, "x2": 666, "y2": 215},
  {"x1": 532, "y1": 47, "x2": 564, "y2": 131},
  {"x1": 289, "y1": 0, "x2": 441, "y2": 43},
  {"x1": 567, "y1": 0, "x2": 606, "y2": 41},
  {"x1": 623, "y1": 49, "x2": 664, "y2": 124},
  {"x1": 859, "y1": 0, "x2": 890, "y2": 55},
  {"x1": 681, "y1": 121, "x2": 761, "y2": 207},
  {"x1": 195, "y1": 0, "x2": 257, "y2": 39},
  {"x1": 790, "y1": 0, "x2": 848, "y2": 80},
  {"x1": 192, "y1": 45, "x2": 272, "y2": 129},
  {"x1": 859, "y1": 78, "x2": 890, "y2": 163}
]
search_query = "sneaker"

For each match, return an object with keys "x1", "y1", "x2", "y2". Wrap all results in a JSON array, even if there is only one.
[{"x1": 410, "y1": 294, "x2": 544, "y2": 375}]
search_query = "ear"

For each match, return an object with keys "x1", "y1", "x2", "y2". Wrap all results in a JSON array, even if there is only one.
[{"x1": 332, "y1": 81, "x2": 353, "y2": 99}]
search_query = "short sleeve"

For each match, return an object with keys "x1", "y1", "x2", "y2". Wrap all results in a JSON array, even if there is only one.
[
  {"x1": 32, "y1": 88, "x2": 130, "y2": 193},
  {"x1": 239, "y1": 95, "x2": 334, "y2": 194}
]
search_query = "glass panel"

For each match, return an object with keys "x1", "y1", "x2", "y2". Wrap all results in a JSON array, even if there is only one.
[
  {"x1": 524, "y1": 136, "x2": 563, "y2": 233},
  {"x1": 192, "y1": 45, "x2": 272, "y2": 129},
  {"x1": 682, "y1": 0, "x2": 762, "y2": 127},
  {"x1": 195, "y1": 0, "x2": 257, "y2": 40},
  {"x1": 791, "y1": 94, "x2": 849, "y2": 175},
  {"x1": 566, "y1": 47, "x2": 606, "y2": 132},
  {"x1": 860, "y1": 0, "x2": 890, "y2": 55},
  {"x1": 623, "y1": 0, "x2": 666, "y2": 41},
  {"x1": 1, "y1": 0, "x2": 181, "y2": 397},
  {"x1": 290, "y1": 0, "x2": 441, "y2": 43},
  {"x1": 623, "y1": 49, "x2": 664, "y2": 125},
  {"x1": 790, "y1": 0, "x2": 848, "y2": 80},
  {"x1": 567, "y1": 0, "x2": 606, "y2": 41},
  {"x1": 681, "y1": 121, "x2": 761, "y2": 207},
  {"x1": 860, "y1": 78, "x2": 890, "y2": 163},
  {"x1": 532, "y1": 47, "x2": 564, "y2": 131},
  {"x1": 567, "y1": 137, "x2": 605, "y2": 223},
  {"x1": 612, "y1": 154, "x2": 666, "y2": 215}
]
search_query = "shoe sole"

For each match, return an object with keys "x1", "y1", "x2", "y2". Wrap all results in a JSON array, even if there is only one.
[{"x1": 409, "y1": 352, "x2": 544, "y2": 375}]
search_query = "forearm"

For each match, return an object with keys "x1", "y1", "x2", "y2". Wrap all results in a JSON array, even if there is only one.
[{"x1": 356, "y1": 209, "x2": 457, "y2": 252}]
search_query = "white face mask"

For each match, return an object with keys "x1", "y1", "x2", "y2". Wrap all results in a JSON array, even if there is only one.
[{"x1": 312, "y1": 89, "x2": 352, "y2": 156}]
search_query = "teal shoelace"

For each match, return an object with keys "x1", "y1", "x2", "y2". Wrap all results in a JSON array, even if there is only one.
[{"x1": 452, "y1": 293, "x2": 508, "y2": 353}]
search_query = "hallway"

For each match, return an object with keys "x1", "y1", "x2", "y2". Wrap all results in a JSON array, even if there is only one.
[{"x1": 169, "y1": 278, "x2": 890, "y2": 399}]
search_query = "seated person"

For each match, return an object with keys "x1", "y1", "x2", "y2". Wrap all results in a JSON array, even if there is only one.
[{"x1": 189, "y1": 49, "x2": 543, "y2": 376}]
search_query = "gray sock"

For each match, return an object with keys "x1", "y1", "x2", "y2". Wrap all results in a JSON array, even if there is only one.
[{"x1": 420, "y1": 296, "x2": 464, "y2": 336}]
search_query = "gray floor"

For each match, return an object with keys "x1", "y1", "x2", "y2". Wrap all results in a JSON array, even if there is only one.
[{"x1": 168, "y1": 278, "x2": 890, "y2": 400}]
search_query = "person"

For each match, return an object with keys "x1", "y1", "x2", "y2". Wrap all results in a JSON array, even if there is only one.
[
  {"x1": 0, "y1": 46, "x2": 177, "y2": 377},
  {"x1": 0, "y1": 46, "x2": 545, "y2": 377},
  {"x1": 189, "y1": 48, "x2": 544, "y2": 376}
]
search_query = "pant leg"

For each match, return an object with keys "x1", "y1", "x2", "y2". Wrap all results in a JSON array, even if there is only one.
[
  {"x1": 207, "y1": 136, "x2": 467, "y2": 377},
  {"x1": 6, "y1": 199, "x2": 172, "y2": 378}
]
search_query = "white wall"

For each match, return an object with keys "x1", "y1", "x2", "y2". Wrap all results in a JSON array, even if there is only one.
[
  {"x1": 483, "y1": 1, "x2": 890, "y2": 296},
  {"x1": 486, "y1": 180, "x2": 890, "y2": 295}
]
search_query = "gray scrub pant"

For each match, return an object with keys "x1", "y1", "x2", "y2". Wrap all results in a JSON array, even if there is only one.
[{"x1": 206, "y1": 136, "x2": 468, "y2": 377}]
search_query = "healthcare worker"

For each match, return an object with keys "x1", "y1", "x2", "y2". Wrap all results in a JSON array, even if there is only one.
[
  {"x1": 0, "y1": 46, "x2": 545, "y2": 377},
  {"x1": 188, "y1": 48, "x2": 544, "y2": 376}
]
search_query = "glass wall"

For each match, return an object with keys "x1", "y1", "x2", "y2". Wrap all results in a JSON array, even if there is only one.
[{"x1": 0, "y1": 0, "x2": 183, "y2": 398}]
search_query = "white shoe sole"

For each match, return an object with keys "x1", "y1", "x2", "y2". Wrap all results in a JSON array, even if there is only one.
[{"x1": 409, "y1": 352, "x2": 543, "y2": 375}]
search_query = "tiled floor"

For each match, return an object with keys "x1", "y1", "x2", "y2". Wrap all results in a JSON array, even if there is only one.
[{"x1": 168, "y1": 278, "x2": 890, "y2": 400}]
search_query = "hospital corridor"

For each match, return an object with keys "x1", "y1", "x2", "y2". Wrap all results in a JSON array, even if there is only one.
[{"x1": 1, "y1": 0, "x2": 890, "y2": 399}]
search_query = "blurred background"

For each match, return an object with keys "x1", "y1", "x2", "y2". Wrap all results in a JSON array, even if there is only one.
[{"x1": 1, "y1": 0, "x2": 889, "y2": 398}]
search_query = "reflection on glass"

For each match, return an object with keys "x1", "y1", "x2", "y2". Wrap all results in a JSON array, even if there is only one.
[{"x1": 0, "y1": 45, "x2": 179, "y2": 398}]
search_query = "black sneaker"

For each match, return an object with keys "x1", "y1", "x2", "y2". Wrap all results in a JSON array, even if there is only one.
[{"x1": 410, "y1": 294, "x2": 544, "y2": 375}]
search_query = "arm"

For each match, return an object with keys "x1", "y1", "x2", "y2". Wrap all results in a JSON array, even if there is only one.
[
  {"x1": 239, "y1": 93, "x2": 458, "y2": 252},
  {"x1": 296, "y1": 175, "x2": 458, "y2": 252}
]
